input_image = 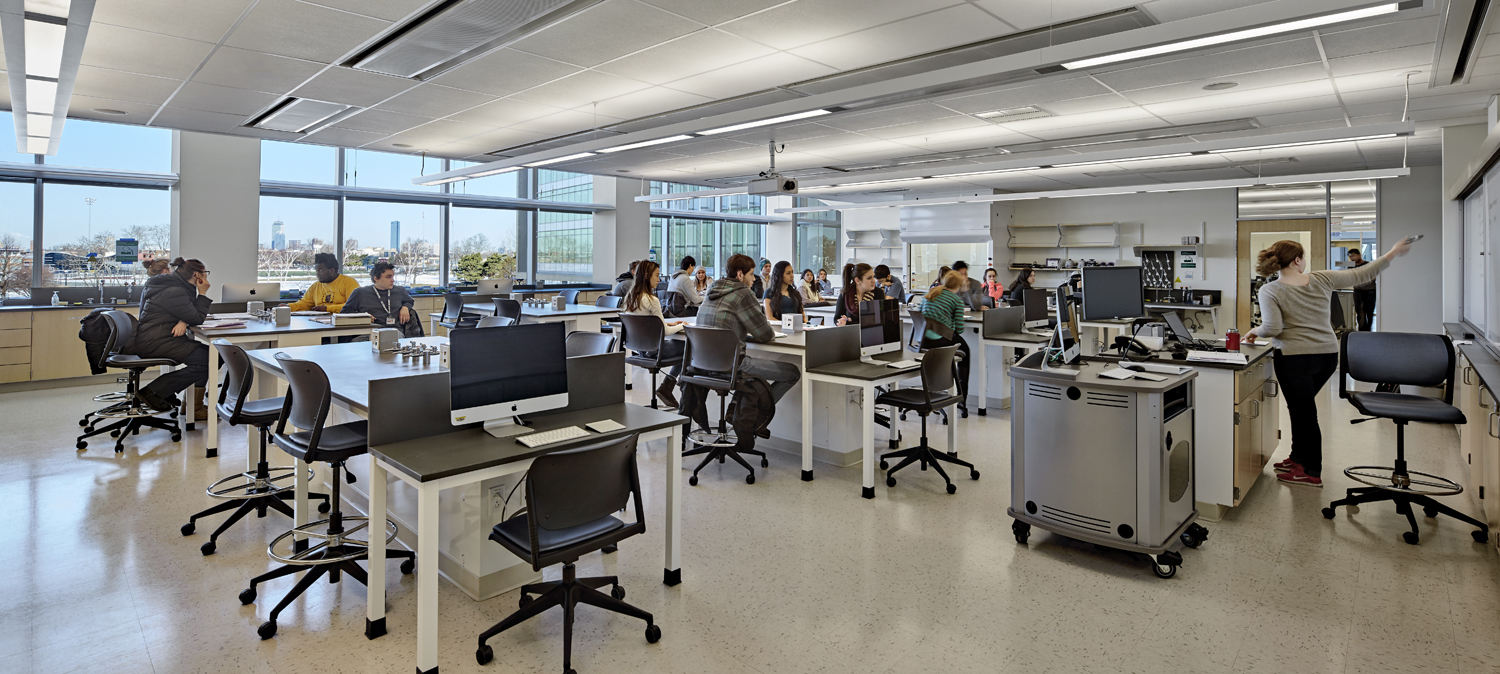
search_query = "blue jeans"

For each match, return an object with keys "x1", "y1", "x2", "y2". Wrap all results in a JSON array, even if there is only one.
[{"x1": 739, "y1": 356, "x2": 800, "y2": 405}]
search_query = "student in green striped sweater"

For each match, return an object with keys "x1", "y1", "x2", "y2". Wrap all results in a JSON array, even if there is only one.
[{"x1": 922, "y1": 271, "x2": 971, "y2": 414}]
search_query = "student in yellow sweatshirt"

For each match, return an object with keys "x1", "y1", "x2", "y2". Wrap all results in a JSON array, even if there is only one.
[{"x1": 288, "y1": 252, "x2": 359, "y2": 312}]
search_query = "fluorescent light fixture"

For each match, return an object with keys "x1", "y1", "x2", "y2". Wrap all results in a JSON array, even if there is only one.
[
  {"x1": 524, "y1": 152, "x2": 595, "y2": 167},
  {"x1": 835, "y1": 177, "x2": 929, "y2": 187},
  {"x1": 26, "y1": 112, "x2": 51, "y2": 132},
  {"x1": 26, "y1": 79, "x2": 58, "y2": 115},
  {"x1": 1046, "y1": 191, "x2": 1140, "y2": 198},
  {"x1": 24, "y1": 18, "x2": 67, "y2": 79},
  {"x1": 1144, "y1": 184, "x2": 1247, "y2": 193},
  {"x1": 1062, "y1": 4, "x2": 1400, "y2": 69},
  {"x1": 1051, "y1": 152, "x2": 1192, "y2": 168},
  {"x1": 934, "y1": 167, "x2": 1041, "y2": 178},
  {"x1": 697, "y1": 109, "x2": 833, "y2": 135},
  {"x1": 598, "y1": 135, "x2": 695, "y2": 153},
  {"x1": 1208, "y1": 134, "x2": 1398, "y2": 153},
  {"x1": 470, "y1": 166, "x2": 523, "y2": 178},
  {"x1": 26, "y1": 137, "x2": 49, "y2": 154}
]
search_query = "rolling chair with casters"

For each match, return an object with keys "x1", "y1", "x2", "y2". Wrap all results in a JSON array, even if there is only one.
[
  {"x1": 477, "y1": 315, "x2": 516, "y2": 328},
  {"x1": 239, "y1": 354, "x2": 415, "y2": 640},
  {"x1": 559, "y1": 288, "x2": 582, "y2": 305},
  {"x1": 679, "y1": 325, "x2": 766, "y2": 485},
  {"x1": 78, "y1": 307, "x2": 133, "y2": 430},
  {"x1": 182, "y1": 340, "x2": 329, "y2": 556},
  {"x1": 75, "y1": 311, "x2": 183, "y2": 453},
  {"x1": 596, "y1": 295, "x2": 624, "y2": 340},
  {"x1": 664, "y1": 290, "x2": 693, "y2": 318},
  {"x1": 439, "y1": 292, "x2": 481, "y2": 331},
  {"x1": 492, "y1": 297, "x2": 523, "y2": 322},
  {"x1": 896, "y1": 309, "x2": 953, "y2": 427},
  {"x1": 619, "y1": 314, "x2": 682, "y2": 410},
  {"x1": 475, "y1": 434, "x2": 661, "y2": 672},
  {"x1": 876, "y1": 345, "x2": 979, "y2": 495},
  {"x1": 565, "y1": 331, "x2": 615, "y2": 357},
  {"x1": 1321, "y1": 332, "x2": 1489, "y2": 545}
]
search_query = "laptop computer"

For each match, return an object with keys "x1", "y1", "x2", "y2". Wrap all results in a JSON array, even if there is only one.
[
  {"x1": 222, "y1": 283, "x2": 280, "y2": 302},
  {"x1": 476, "y1": 279, "x2": 513, "y2": 296}
]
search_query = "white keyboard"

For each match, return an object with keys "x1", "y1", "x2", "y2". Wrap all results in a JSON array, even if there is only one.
[
  {"x1": 516, "y1": 425, "x2": 590, "y2": 448},
  {"x1": 1098, "y1": 367, "x2": 1137, "y2": 380}
]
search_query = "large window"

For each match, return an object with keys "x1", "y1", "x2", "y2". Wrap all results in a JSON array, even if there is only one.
[
  {"x1": 536, "y1": 210, "x2": 593, "y2": 283},
  {"x1": 450, "y1": 207, "x2": 528, "y2": 284},
  {"x1": 667, "y1": 218, "x2": 716, "y2": 278},
  {"x1": 794, "y1": 198, "x2": 840, "y2": 282},
  {"x1": 536, "y1": 170, "x2": 592, "y2": 204},
  {"x1": 449, "y1": 161, "x2": 525, "y2": 198},
  {"x1": 258, "y1": 196, "x2": 336, "y2": 291},
  {"x1": 345, "y1": 200, "x2": 441, "y2": 287},
  {"x1": 1, "y1": 180, "x2": 35, "y2": 297},
  {"x1": 46, "y1": 118, "x2": 171, "y2": 173},
  {"x1": 42, "y1": 183, "x2": 169, "y2": 288},
  {"x1": 346, "y1": 149, "x2": 442, "y2": 192},
  {"x1": 262, "y1": 140, "x2": 337, "y2": 185}
]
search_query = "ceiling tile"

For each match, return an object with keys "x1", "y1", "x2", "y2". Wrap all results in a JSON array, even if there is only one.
[
  {"x1": 392, "y1": 119, "x2": 496, "y2": 145},
  {"x1": 664, "y1": 52, "x2": 838, "y2": 99},
  {"x1": 71, "y1": 66, "x2": 182, "y2": 106},
  {"x1": 938, "y1": 76, "x2": 1113, "y2": 114},
  {"x1": 332, "y1": 108, "x2": 433, "y2": 134},
  {"x1": 376, "y1": 84, "x2": 495, "y2": 117},
  {"x1": 1327, "y1": 45, "x2": 1436, "y2": 78},
  {"x1": 576, "y1": 86, "x2": 712, "y2": 121},
  {"x1": 456, "y1": 127, "x2": 553, "y2": 153},
  {"x1": 446, "y1": 98, "x2": 565, "y2": 126},
  {"x1": 224, "y1": 0, "x2": 392, "y2": 64},
  {"x1": 1003, "y1": 112, "x2": 1169, "y2": 140},
  {"x1": 91, "y1": 0, "x2": 253, "y2": 43},
  {"x1": 150, "y1": 106, "x2": 249, "y2": 133},
  {"x1": 507, "y1": 109, "x2": 622, "y2": 135},
  {"x1": 1251, "y1": 107, "x2": 1348, "y2": 128},
  {"x1": 509, "y1": 0, "x2": 703, "y2": 68},
  {"x1": 1141, "y1": 80, "x2": 1335, "y2": 118},
  {"x1": 820, "y1": 103, "x2": 965, "y2": 133},
  {"x1": 1037, "y1": 94, "x2": 1137, "y2": 116},
  {"x1": 1118, "y1": 62, "x2": 1327, "y2": 106},
  {"x1": 723, "y1": 121, "x2": 847, "y2": 145},
  {"x1": 593, "y1": 29, "x2": 775, "y2": 86},
  {"x1": 720, "y1": 0, "x2": 958, "y2": 51},
  {"x1": 303, "y1": 126, "x2": 388, "y2": 148},
  {"x1": 508, "y1": 70, "x2": 652, "y2": 109},
  {"x1": 192, "y1": 47, "x2": 328, "y2": 93},
  {"x1": 430, "y1": 49, "x2": 580, "y2": 97},
  {"x1": 63, "y1": 95, "x2": 159, "y2": 126},
  {"x1": 300, "y1": 0, "x2": 430, "y2": 22},
  {"x1": 1151, "y1": 95, "x2": 1341, "y2": 126},
  {"x1": 1138, "y1": 0, "x2": 1278, "y2": 23},
  {"x1": 170, "y1": 82, "x2": 278, "y2": 116},
  {"x1": 970, "y1": 0, "x2": 1139, "y2": 31},
  {"x1": 636, "y1": 0, "x2": 785, "y2": 25},
  {"x1": 1092, "y1": 38, "x2": 1323, "y2": 92},
  {"x1": 290, "y1": 67, "x2": 416, "y2": 108},
  {"x1": 882, "y1": 125, "x2": 1035, "y2": 152},
  {"x1": 80, "y1": 23, "x2": 215, "y2": 80},
  {"x1": 790, "y1": 5, "x2": 1012, "y2": 71},
  {"x1": 1318, "y1": 16, "x2": 1437, "y2": 59}
]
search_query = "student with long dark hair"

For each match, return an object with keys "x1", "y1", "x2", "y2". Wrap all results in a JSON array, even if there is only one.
[
  {"x1": 763, "y1": 261, "x2": 805, "y2": 322},
  {"x1": 1008, "y1": 267, "x2": 1036, "y2": 305},
  {"x1": 624, "y1": 259, "x2": 688, "y2": 408},
  {"x1": 835, "y1": 262, "x2": 884, "y2": 326}
]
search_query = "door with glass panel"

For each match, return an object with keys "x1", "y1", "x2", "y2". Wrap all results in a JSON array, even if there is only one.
[{"x1": 1236, "y1": 219, "x2": 1328, "y2": 333}]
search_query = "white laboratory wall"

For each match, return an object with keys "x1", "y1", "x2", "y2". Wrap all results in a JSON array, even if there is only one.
[
  {"x1": 1376, "y1": 165, "x2": 1445, "y2": 334},
  {"x1": 171, "y1": 131, "x2": 260, "y2": 300}
]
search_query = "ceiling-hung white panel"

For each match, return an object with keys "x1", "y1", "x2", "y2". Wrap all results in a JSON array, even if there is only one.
[{"x1": 900, "y1": 203, "x2": 996, "y2": 243}]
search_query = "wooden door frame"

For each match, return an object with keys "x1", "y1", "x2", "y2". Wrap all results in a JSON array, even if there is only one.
[{"x1": 1236, "y1": 219, "x2": 1329, "y2": 332}]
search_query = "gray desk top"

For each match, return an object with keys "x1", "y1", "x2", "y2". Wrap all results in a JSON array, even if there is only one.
[
  {"x1": 665, "y1": 329, "x2": 810, "y2": 350},
  {"x1": 806, "y1": 352, "x2": 919, "y2": 381},
  {"x1": 1146, "y1": 302, "x2": 1221, "y2": 310},
  {"x1": 445, "y1": 303, "x2": 620, "y2": 318},
  {"x1": 1086, "y1": 342, "x2": 1274, "y2": 371},
  {"x1": 986, "y1": 332, "x2": 1050, "y2": 344},
  {"x1": 370, "y1": 403, "x2": 686, "y2": 482},
  {"x1": 1010, "y1": 354, "x2": 1198, "y2": 391},
  {"x1": 194, "y1": 315, "x2": 371, "y2": 338},
  {"x1": 1456, "y1": 342, "x2": 1500, "y2": 394},
  {"x1": 246, "y1": 337, "x2": 448, "y2": 412}
]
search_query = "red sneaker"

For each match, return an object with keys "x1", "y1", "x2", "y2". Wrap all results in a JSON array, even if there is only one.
[
  {"x1": 1274, "y1": 458, "x2": 1301, "y2": 474},
  {"x1": 1277, "y1": 468, "x2": 1322, "y2": 488}
]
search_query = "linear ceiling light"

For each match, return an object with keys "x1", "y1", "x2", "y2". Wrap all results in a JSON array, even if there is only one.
[
  {"x1": 934, "y1": 166, "x2": 1042, "y2": 178},
  {"x1": 598, "y1": 135, "x2": 696, "y2": 153},
  {"x1": 697, "y1": 109, "x2": 834, "y2": 135},
  {"x1": 5, "y1": 0, "x2": 96, "y2": 155},
  {"x1": 1051, "y1": 152, "x2": 1193, "y2": 168},
  {"x1": 470, "y1": 166, "x2": 523, "y2": 178},
  {"x1": 524, "y1": 152, "x2": 595, "y2": 167},
  {"x1": 1207, "y1": 133, "x2": 1398, "y2": 153},
  {"x1": 1062, "y1": 3, "x2": 1401, "y2": 70}
]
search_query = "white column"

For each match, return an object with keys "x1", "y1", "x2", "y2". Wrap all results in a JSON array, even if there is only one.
[
  {"x1": 170, "y1": 131, "x2": 261, "y2": 301},
  {"x1": 591, "y1": 175, "x2": 651, "y2": 284}
]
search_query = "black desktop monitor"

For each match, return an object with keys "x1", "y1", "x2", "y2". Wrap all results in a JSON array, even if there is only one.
[
  {"x1": 1080, "y1": 266, "x2": 1145, "y2": 321},
  {"x1": 449, "y1": 322, "x2": 569, "y2": 435},
  {"x1": 1022, "y1": 289, "x2": 1051, "y2": 326}
]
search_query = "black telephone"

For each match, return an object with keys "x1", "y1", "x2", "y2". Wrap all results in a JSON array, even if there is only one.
[{"x1": 1112, "y1": 335, "x2": 1155, "y2": 361}]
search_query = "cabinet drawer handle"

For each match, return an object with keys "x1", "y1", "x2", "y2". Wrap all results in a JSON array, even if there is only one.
[
  {"x1": 1491, "y1": 412, "x2": 1499, "y2": 439},
  {"x1": 1249, "y1": 398, "x2": 1261, "y2": 419},
  {"x1": 1482, "y1": 388, "x2": 1492, "y2": 409},
  {"x1": 1265, "y1": 380, "x2": 1279, "y2": 397},
  {"x1": 1464, "y1": 366, "x2": 1473, "y2": 386}
]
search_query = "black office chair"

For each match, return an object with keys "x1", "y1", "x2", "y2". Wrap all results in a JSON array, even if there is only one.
[
  {"x1": 906, "y1": 308, "x2": 925, "y2": 352},
  {"x1": 439, "y1": 292, "x2": 480, "y2": 331},
  {"x1": 477, "y1": 315, "x2": 516, "y2": 328},
  {"x1": 680, "y1": 325, "x2": 766, "y2": 485},
  {"x1": 182, "y1": 341, "x2": 329, "y2": 555},
  {"x1": 75, "y1": 311, "x2": 183, "y2": 453},
  {"x1": 240, "y1": 354, "x2": 415, "y2": 640},
  {"x1": 560, "y1": 289, "x2": 582, "y2": 305},
  {"x1": 1322, "y1": 332, "x2": 1489, "y2": 545},
  {"x1": 492, "y1": 297, "x2": 523, "y2": 322},
  {"x1": 619, "y1": 314, "x2": 682, "y2": 410},
  {"x1": 566, "y1": 331, "x2": 616, "y2": 357},
  {"x1": 877, "y1": 345, "x2": 978, "y2": 494},
  {"x1": 596, "y1": 295, "x2": 624, "y2": 339},
  {"x1": 475, "y1": 434, "x2": 661, "y2": 670},
  {"x1": 664, "y1": 291, "x2": 693, "y2": 318},
  {"x1": 78, "y1": 307, "x2": 133, "y2": 430}
]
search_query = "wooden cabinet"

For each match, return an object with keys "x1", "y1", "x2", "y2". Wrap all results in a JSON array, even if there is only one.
[
  {"x1": 1229, "y1": 359, "x2": 1277, "y2": 506},
  {"x1": 1458, "y1": 357, "x2": 1484, "y2": 497},
  {"x1": 28, "y1": 307, "x2": 138, "y2": 381}
]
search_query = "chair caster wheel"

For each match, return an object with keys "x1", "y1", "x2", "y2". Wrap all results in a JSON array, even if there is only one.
[
  {"x1": 946, "y1": 483, "x2": 957, "y2": 494},
  {"x1": 688, "y1": 476, "x2": 698, "y2": 486},
  {"x1": 886, "y1": 476, "x2": 896, "y2": 488},
  {"x1": 879, "y1": 460, "x2": 888, "y2": 470},
  {"x1": 200, "y1": 541, "x2": 215, "y2": 556},
  {"x1": 970, "y1": 470, "x2": 980, "y2": 480},
  {"x1": 257, "y1": 620, "x2": 277, "y2": 640},
  {"x1": 1423, "y1": 507, "x2": 1439, "y2": 518},
  {"x1": 611, "y1": 585, "x2": 625, "y2": 600},
  {"x1": 519, "y1": 594, "x2": 532, "y2": 608},
  {"x1": 78, "y1": 419, "x2": 88, "y2": 427},
  {"x1": 110, "y1": 430, "x2": 120, "y2": 438},
  {"x1": 76, "y1": 441, "x2": 87, "y2": 450},
  {"x1": 960, "y1": 409, "x2": 969, "y2": 419},
  {"x1": 171, "y1": 434, "x2": 182, "y2": 442},
  {"x1": 239, "y1": 588, "x2": 256, "y2": 605},
  {"x1": 761, "y1": 458, "x2": 769, "y2": 468},
  {"x1": 602, "y1": 544, "x2": 617, "y2": 554},
  {"x1": 318, "y1": 501, "x2": 331, "y2": 514},
  {"x1": 181, "y1": 523, "x2": 194, "y2": 536},
  {"x1": 745, "y1": 473, "x2": 755, "y2": 485},
  {"x1": 899, "y1": 413, "x2": 907, "y2": 421},
  {"x1": 1402, "y1": 532, "x2": 1420, "y2": 545},
  {"x1": 645, "y1": 624, "x2": 661, "y2": 643},
  {"x1": 400, "y1": 559, "x2": 415, "y2": 575},
  {"x1": 1473, "y1": 530, "x2": 1489, "y2": 543},
  {"x1": 115, "y1": 444, "x2": 125, "y2": 453},
  {"x1": 476, "y1": 644, "x2": 493, "y2": 665},
  {"x1": 1321, "y1": 507, "x2": 1336, "y2": 519},
  {"x1": 978, "y1": 408, "x2": 986, "y2": 416},
  {"x1": 718, "y1": 455, "x2": 724, "y2": 463}
]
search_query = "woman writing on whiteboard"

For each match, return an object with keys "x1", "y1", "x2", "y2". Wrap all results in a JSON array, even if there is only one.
[{"x1": 1243, "y1": 237, "x2": 1411, "y2": 488}]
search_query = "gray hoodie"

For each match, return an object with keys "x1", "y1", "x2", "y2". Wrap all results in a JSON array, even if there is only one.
[{"x1": 668, "y1": 269, "x2": 702, "y2": 306}]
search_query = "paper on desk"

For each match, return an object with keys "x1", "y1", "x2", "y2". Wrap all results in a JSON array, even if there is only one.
[
  {"x1": 1186, "y1": 350, "x2": 1248, "y2": 365},
  {"x1": 200, "y1": 320, "x2": 246, "y2": 329},
  {"x1": 209, "y1": 313, "x2": 256, "y2": 320},
  {"x1": 290, "y1": 310, "x2": 328, "y2": 316}
]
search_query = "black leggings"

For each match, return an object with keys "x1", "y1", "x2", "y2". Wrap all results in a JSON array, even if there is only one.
[
  {"x1": 1274, "y1": 351, "x2": 1340, "y2": 477},
  {"x1": 142, "y1": 342, "x2": 209, "y2": 401},
  {"x1": 921, "y1": 333, "x2": 971, "y2": 406}
]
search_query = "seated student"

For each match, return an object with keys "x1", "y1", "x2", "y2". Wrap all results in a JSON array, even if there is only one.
[
  {"x1": 764, "y1": 261, "x2": 806, "y2": 323},
  {"x1": 134, "y1": 258, "x2": 213, "y2": 414},
  {"x1": 287, "y1": 252, "x2": 359, "y2": 313},
  {"x1": 835, "y1": 262, "x2": 885, "y2": 326},
  {"x1": 815, "y1": 268, "x2": 834, "y2": 295},
  {"x1": 923, "y1": 271, "x2": 971, "y2": 415},
  {"x1": 697, "y1": 253, "x2": 800, "y2": 405},
  {"x1": 694, "y1": 267, "x2": 710, "y2": 296},
  {"x1": 752, "y1": 259, "x2": 772, "y2": 299},
  {"x1": 342, "y1": 261, "x2": 421, "y2": 336},
  {"x1": 797, "y1": 269, "x2": 823, "y2": 304},
  {"x1": 875, "y1": 264, "x2": 904, "y2": 303},
  {"x1": 1008, "y1": 267, "x2": 1036, "y2": 305},
  {"x1": 981, "y1": 268, "x2": 1005, "y2": 307},
  {"x1": 668, "y1": 256, "x2": 703, "y2": 309},
  {"x1": 929, "y1": 265, "x2": 951, "y2": 289},
  {"x1": 610, "y1": 261, "x2": 638, "y2": 297},
  {"x1": 622, "y1": 259, "x2": 687, "y2": 409},
  {"x1": 951, "y1": 260, "x2": 987, "y2": 310}
]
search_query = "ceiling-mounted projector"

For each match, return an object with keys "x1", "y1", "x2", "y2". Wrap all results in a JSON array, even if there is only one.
[{"x1": 748, "y1": 174, "x2": 798, "y2": 195}]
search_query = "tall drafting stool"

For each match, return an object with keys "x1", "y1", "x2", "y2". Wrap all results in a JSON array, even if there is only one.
[
  {"x1": 75, "y1": 310, "x2": 183, "y2": 453},
  {"x1": 876, "y1": 345, "x2": 979, "y2": 494},
  {"x1": 239, "y1": 354, "x2": 414, "y2": 639},
  {"x1": 1322, "y1": 332, "x2": 1490, "y2": 545},
  {"x1": 475, "y1": 434, "x2": 661, "y2": 671},
  {"x1": 680, "y1": 325, "x2": 767, "y2": 485},
  {"x1": 182, "y1": 340, "x2": 329, "y2": 555},
  {"x1": 619, "y1": 314, "x2": 681, "y2": 410}
]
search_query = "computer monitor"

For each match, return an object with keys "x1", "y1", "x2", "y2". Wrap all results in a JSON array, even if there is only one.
[
  {"x1": 223, "y1": 283, "x2": 280, "y2": 303},
  {"x1": 476, "y1": 278, "x2": 513, "y2": 296},
  {"x1": 1050, "y1": 284, "x2": 1081, "y2": 364},
  {"x1": 1022, "y1": 289, "x2": 1051, "y2": 328},
  {"x1": 1080, "y1": 266, "x2": 1145, "y2": 321},
  {"x1": 858, "y1": 298, "x2": 902, "y2": 363},
  {"x1": 1162, "y1": 310, "x2": 1195, "y2": 343},
  {"x1": 449, "y1": 322, "x2": 569, "y2": 437}
]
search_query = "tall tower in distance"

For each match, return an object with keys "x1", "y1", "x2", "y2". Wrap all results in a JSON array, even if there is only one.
[
  {"x1": 390, "y1": 221, "x2": 400, "y2": 250},
  {"x1": 272, "y1": 220, "x2": 285, "y2": 250}
]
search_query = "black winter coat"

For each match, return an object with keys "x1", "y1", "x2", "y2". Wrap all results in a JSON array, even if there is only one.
[{"x1": 135, "y1": 273, "x2": 211, "y2": 362}]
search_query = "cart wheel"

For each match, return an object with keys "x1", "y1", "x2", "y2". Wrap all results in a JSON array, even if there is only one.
[
  {"x1": 1473, "y1": 529, "x2": 1489, "y2": 544},
  {"x1": 886, "y1": 476, "x2": 896, "y2": 488},
  {"x1": 946, "y1": 483, "x2": 957, "y2": 495},
  {"x1": 1402, "y1": 531, "x2": 1419, "y2": 545},
  {"x1": 1152, "y1": 563, "x2": 1177, "y2": 579},
  {"x1": 879, "y1": 460, "x2": 888, "y2": 470},
  {"x1": 688, "y1": 476, "x2": 698, "y2": 486},
  {"x1": 1012, "y1": 520, "x2": 1030, "y2": 545},
  {"x1": 1423, "y1": 506, "x2": 1438, "y2": 518},
  {"x1": 1180, "y1": 531, "x2": 1201, "y2": 549},
  {"x1": 1321, "y1": 507, "x2": 1336, "y2": 519}
]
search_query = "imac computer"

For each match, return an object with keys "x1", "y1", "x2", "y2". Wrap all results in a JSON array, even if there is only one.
[
  {"x1": 223, "y1": 282, "x2": 281, "y2": 303},
  {"x1": 858, "y1": 298, "x2": 903, "y2": 364},
  {"x1": 1080, "y1": 266, "x2": 1145, "y2": 321},
  {"x1": 476, "y1": 278, "x2": 514, "y2": 296},
  {"x1": 1048, "y1": 284, "x2": 1081, "y2": 364},
  {"x1": 449, "y1": 322, "x2": 569, "y2": 438},
  {"x1": 1022, "y1": 288, "x2": 1052, "y2": 328}
]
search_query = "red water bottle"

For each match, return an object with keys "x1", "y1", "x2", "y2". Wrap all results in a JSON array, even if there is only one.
[{"x1": 1226, "y1": 327, "x2": 1240, "y2": 351}]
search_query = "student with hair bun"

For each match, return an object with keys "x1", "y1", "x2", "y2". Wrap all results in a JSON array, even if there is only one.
[
  {"x1": 1244, "y1": 237, "x2": 1411, "y2": 488},
  {"x1": 134, "y1": 257, "x2": 214, "y2": 413}
]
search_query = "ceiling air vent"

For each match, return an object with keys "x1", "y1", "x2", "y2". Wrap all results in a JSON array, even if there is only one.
[
  {"x1": 248, "y1": 98, "x2": 358, "y2": 134},
  {"x1": 975, "y1": 106, "x2": 1051, "y2": 123},
  {"x1": 347, "y1": 0, "x2": 604, "y2": 80}
]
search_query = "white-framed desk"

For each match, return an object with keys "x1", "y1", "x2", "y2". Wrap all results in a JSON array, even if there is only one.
[
  {"x1": 803, "y1": 355, "x2": 937, "y2": 498},
  {"x1": 429, "y1": 302, "x2": 619, "y2": 335},
  {"x1": 192, "y1": 316, "x2": 373, "y2": 459},
  {"x1": 980, "y1": 331, "x2": 1051, "y2": 410}
]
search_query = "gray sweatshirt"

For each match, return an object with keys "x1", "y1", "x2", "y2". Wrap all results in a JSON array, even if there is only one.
[
  {"x1": 668, "y1": 269, "x2": 702, "y2": 306},
  {"x1": 342, "y1": 285, "x2": 415, "y2": 326},
  {"x1": 1249, "y1": 257, "x2": 1387, "y2": 355}
]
